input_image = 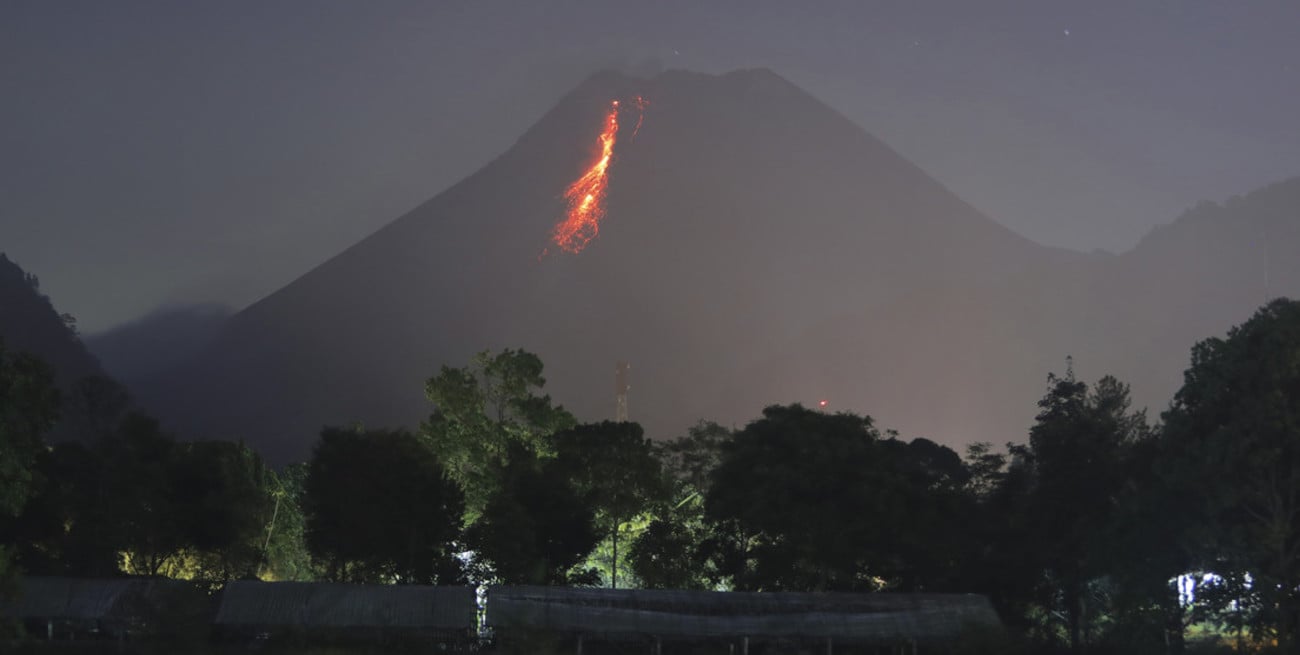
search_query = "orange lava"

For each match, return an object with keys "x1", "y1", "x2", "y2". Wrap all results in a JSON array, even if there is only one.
[
  {"x1": 630, "y1": 95, "x2": 648, "y2": 139},
  {"x1": 551, "y1": 98, "x2": 640, "y2": 254}
]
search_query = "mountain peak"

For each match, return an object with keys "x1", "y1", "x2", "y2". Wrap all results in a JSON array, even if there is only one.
[{"x1": 137, "y1": 67, "x2": 1068, "y2": 462}]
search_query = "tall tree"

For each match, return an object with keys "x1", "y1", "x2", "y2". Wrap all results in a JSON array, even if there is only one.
[
  {"x1": 1161, "y1": 299, "x2": 1300, "y2": 652},
  {"x1": 1018, "y1": 367, "x2": 1151, "y2": 652},
  {"x1": 875, "y1": 436, "x2": 976, "y2": 592},
  {"x1": 0, "y1": 341, "x2": 59, "y2": 582},
  {"x1": 261, "y1": 463, "x2": 315, "y2": 582},
  {"x1": 100, "y1": 412, "x2": 184, "y2": 576},
  {"x1": 705, "y1": 404, "x2": 888, "y2": 591},
  {"x1": 657, "y1": 420, "x2": 731, "y2": 495},
  {"x1": 6, "y1": 420, "x2": 302, "y2": 582},
  {"x1": 628, "y1": 493, "x2": 715, "y2": 590},
  {"x1": 466, "y1": 443, "x2": 599, "y2": 585},
  {"x1": 0, "y1": 341, "x2": 59, "y2": 518},
  {"x1": 24, "y1": 441, "x2": 120, "y2": 576},
  {"x1": 305, "y1": 427, "x2": 464, "y2": 584},
  {"x1": 629, "y1": 421, "x2": 733, "y2": 591},
  {"x1": 422, "y1": 349, "x2": 574, "y2": 521},
  {"x1": 168, "y1": 440, "x2": 276, "y2": 580},
  {"x1": 969, "y1": 443, "x2": 1042, "y2": 634},
  {"x1": 552, "y1": 421, "x2": 667, "y2": 588}
]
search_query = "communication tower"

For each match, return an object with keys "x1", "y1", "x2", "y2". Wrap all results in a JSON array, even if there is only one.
[{"x1": 615, "y1": 361, "x2": 630, "y2": 422}]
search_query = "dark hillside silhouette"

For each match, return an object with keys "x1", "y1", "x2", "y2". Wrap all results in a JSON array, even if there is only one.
[{"x1": 0, "y1": 253, "x2": 105, "y2": 393}]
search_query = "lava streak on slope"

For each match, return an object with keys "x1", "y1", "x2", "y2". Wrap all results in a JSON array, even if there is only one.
[{"x1": 550, "y1": 97, "x2": 645, "y2": 254}]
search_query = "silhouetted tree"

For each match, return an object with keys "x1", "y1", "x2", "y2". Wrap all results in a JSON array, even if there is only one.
[
  {"x1": 6, "y1": 411, "x2": 297, "y2": 582},
  {"x1": 467, "y1": 443, "x2": 598, "y2": 585},
  {"x1": 1016, "y1": 367, "x2": 1151, "y2": 653},
  {"x1": 0, "y1": 341, "x2": 60, "y2": 519},
  {"x1": 0, "y1": 338, "x2": 59, "y2": 583},
  {"x1": 705, "y1": 404, "x2": 889, "y2": 591},
  {"x1": 6, "y1": 440, "x2": 120, "y2": 577},
  {"x1": 99, "y1": 412, "x2": 185, "y2": 576},
  {"x1": 1100, "y1": 431, "x2": 1198, "y2": 655},
  {"x1": 875, "y1": 436, "x2": 977, "y2": 592},
  {"x1": 968, "y1": 442, "x2": 1041, "y2": 631},
  {"x1": 962, "y1": 442, "x2": 1007, "y2": 499},
  {"x1": 168, "y1": 440, "x2": 276, "y2": 580},
  {"x1": 656, "y1": 420, "x2": 731, "y2": 495},
  {"x1": 305, "y1": 427, "x2": 464, "y2": 584},
  {"x1": 1161, "y1": 298, "x2": 1300, "y2": 652},
  {"x1": 628, "y1": 421, "x2": 732, "y2": 591}
]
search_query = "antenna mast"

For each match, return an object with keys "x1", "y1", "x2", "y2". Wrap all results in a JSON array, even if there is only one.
[{"x1": 615, "y1": 362, "x2": 630, "y2": 422}]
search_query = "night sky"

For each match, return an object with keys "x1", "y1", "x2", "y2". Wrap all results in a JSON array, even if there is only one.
[{"x1": 3, "y1": 1, "x2": 1298, "y2": 333}]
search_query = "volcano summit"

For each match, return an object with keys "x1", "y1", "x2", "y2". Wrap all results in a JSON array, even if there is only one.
[{"x1": 127, "y1": 69, "x2": 1298, "y2": 463}]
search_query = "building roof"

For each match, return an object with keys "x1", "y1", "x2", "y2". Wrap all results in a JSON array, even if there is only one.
[
  {"x1": 214, "y1": 581, "x2": 476, "y2": 630},
  {"x1": 485, "y1": 586, "x2": 1000, "y2": 642},
  {"x1": 0, "y1": 576, "x2": 192, "y2": 621}
]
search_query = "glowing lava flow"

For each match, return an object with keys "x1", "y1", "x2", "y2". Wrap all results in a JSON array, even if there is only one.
[
  {"x1": 551, "y1": 98, "x2": 641, "y2": 254},
  {"x1": 630, "y1": 95, "x2": 648, "y2": 139}
]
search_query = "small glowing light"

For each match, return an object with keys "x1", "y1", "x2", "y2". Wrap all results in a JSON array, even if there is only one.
[{"x1": 818, "y1": 400, "x2": 829, "y2": 408}]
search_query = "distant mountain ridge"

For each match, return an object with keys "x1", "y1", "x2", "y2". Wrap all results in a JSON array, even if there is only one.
[
  {"x1": 85, "y1": 303, "x2": 231, "y2": 386},
  {"x1": 124, "y1": 69, "x2": 1298, "y2": 463},
  {"x1": 0, "y1": 253, "x2": 105, "y2": 387}
]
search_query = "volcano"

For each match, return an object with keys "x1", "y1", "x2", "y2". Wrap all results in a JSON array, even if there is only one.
[{"x1": 134, "y1": 69, "x2": 1299, "y2": 463}]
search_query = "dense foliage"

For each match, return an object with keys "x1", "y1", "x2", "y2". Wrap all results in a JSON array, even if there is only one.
[
  {"x1": 3, "y1": 301, "x2": 1300, "y2": 653},
  {"x1": 305, "y1": 427, "x2": 464, "y2": 583},
  {"x1": 0, "y1": 339, "x2": 60, "y2": 582}
]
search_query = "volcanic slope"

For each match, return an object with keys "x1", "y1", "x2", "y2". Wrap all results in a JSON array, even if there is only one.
[{"x1": 144, "y1": 68, "x2": 1241, "y2": 462}]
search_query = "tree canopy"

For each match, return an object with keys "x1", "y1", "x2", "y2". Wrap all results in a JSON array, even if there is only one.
[
  {"x1": 1161, "y1": 298, "x2": 1300, "y2": 650},
  {"x1": 551, "y1": 421, "x2": 666, "y2": 587},
  {"x1": 8, "y1": 300, "x2": 1300, "y2": 653},
  {"x1": 466, "y1": 442, "x2": 599, "y2": 585},
  {"x1": 0, "y1": 340, "x2": 60, "y2": 518},
  {"x1": 305, "y1": 426, "x2": 465, "y2": 584},
  {"x1": 422, "y1": 349, "x2": 574, "y2": 522}
]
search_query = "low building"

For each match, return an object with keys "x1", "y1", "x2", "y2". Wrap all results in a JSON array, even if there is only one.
[
  {"x1": 0, "y1": 576, "x2": 203, "y2": 642},
  {"x1": 486, "y1": 586, "x2": 1002, "y2": 654},
  {"x1": 214, "y1": 580, "x2": 478, "y2": 647}
]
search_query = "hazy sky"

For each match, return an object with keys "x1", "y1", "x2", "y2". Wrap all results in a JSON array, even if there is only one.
[{"x1": 3, "y1": 1, "x2": 1298, "y2": 333}]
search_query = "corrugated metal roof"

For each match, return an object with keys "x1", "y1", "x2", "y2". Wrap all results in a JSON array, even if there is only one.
[
  {"x1": 0, "y1": 577, "x2": 189, "y2": 621},
  {"x1": 485, "y1": 587, "x2": 1000, "y2": 642},
  {"x1": 214, "y1": 581, "x2": 476, "y2": 630}
]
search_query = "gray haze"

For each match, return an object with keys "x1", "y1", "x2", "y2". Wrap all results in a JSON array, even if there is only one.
[{"x1": 3, "y1": 1, "x2": 1298, "y2": 333}]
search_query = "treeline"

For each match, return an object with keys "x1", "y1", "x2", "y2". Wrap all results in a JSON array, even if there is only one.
[{"x1": 3, "y1": 299, "x2": 1300, "y2": 653}]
